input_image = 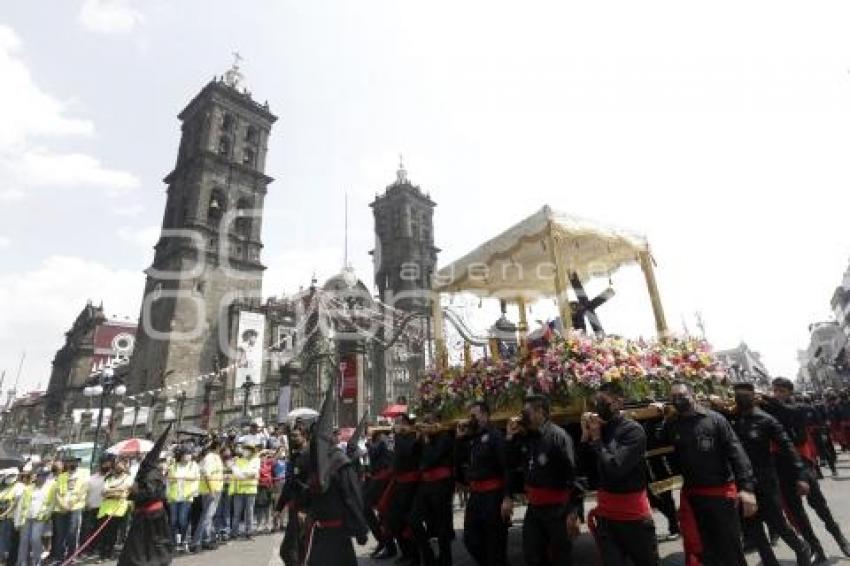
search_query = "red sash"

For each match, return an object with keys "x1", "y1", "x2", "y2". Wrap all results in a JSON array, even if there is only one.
[
  {"x1": 136, "y1": 500, "x2": 164, "y2": 514},
  {"x1": 396, "y1": 471, "x2": 421, "y2": 484},
  {"x1": 370, "y1": 469, "x2": 392, "y2": 482},
  {"x1": 469, "y1": 478, "x2": 504, "y2": 493},
  {"x1": 375, "y1": 478, "x2": 395, "y2": 515},
  {"x1": 314, "y1": 519, "x2": 343, "y2": 529},
  {"x1": 593, "y1": 489, "x2": 651, "y2": 521},
  {"x1": 421, "y1": 466, "x2": 453, "y2": 483},
  {"x1": 526, "y1": 486, "x2": 571, "y2": 507},
  {"x1": 678, "y1": 483, "x2": 737, "y2": 566}
]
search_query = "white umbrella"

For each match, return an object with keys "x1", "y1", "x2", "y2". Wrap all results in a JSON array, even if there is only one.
[
  {"x1": 287, "y1": 407, "x2": 319, "y2": 421},
  {"x1": 106, "y1": 438, "x2": 154, "y2": 456}
]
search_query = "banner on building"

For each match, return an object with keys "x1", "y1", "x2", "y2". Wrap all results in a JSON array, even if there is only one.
[
  {"x1": 72, "y1": 408, "x2": 112, "y2": 429},
  {"x1": 120, "y1": 406, "x2": 150, "y2": 427},
  {"x1": 236, "y1": 311, "x2": 266, "y2": 389},
  {"x1": 340, "y1": 354, "x2": 358, "y2": 403}
]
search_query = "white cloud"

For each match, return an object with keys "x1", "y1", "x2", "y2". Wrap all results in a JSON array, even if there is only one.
[
  {"x1": 78, "y1": 0, "x2": 143, "y2": 34},
  {"x1": 0, "y1": 26, "x2": 93, "y2": 151},
  {"x1": 111, "y1": 203, "x2": 145, "y2": 217},
  {"x1": 0, "y1": 189, "x2": 25, "y2": 203},
  {"x1": 0, "y1": 24, "x2": 139, "y2": 199},
  {"x1": 117, "y1": 225, "x2": 159, "y2": 249},
  {"x1": 0, "y1": 236, "x2": 10, "y2": 249},
  {"x1": 10, "y1": 150, "x2": 139, "y2": 191},
  {"x1": 0, "y1": 256, "x2": 142, "y2": 394}
]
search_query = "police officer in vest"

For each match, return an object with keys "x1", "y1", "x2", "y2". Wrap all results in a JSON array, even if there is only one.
[{"x1": 230, "y1": 442, "x2": 261, "y2": 540}]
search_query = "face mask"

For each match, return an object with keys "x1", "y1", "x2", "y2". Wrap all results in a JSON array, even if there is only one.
[
  {"x1": 596, "y1": 402, "x2": 615, "y2": 422},
  {"x1": 467, "y1": 416, "x2": 480, "y2": 433},
  {"x1": 673, "y1": 397, "x2": 691, "y2": 414},
  {"x1": 520, "y1": 409, "x2": 532, "y2": 428},
  {"x1": 242, "y1": 449, "x2": 252, "y2": 458},
  {"x1": 735, "y1": 395, "x2": 754, "y2": 410}
]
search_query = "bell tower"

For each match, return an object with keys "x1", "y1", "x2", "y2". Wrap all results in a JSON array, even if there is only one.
[
  {"x1": 370, "y1": 158, "x2": 439, "y2": 312},
  {"x1": 129, "y1": 59, "x2": 277, "y2": 395}
]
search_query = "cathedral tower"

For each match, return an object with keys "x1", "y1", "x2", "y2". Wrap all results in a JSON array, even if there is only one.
[
  {"x1": 129, "y1": 63, "x2": 276, "y2": 395},
  {"x1": 370, "y1": 159, "x2": 439, "y2": 312}
]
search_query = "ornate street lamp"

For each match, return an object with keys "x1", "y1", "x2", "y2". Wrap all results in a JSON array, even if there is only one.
[
  {"x1": 241, "y1": 376, "x2": 255, "y2": 417},
  {"x1": 83, "y1": 363, "x2": 126, "y2": 471}
]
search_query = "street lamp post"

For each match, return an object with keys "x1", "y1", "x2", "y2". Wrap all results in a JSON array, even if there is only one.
[
  {"x1": 130, "y1": 402, "x2": 141, "y2": 438},
  {"x1": 176, "y1": 391, "x2": 187, "y2": 430},
  {"x1": 83, "y1": 364, "x2": 127, "y2": 472},
  {"x1": 241, "y1": 377, "x2": 255, "y2": 417}
]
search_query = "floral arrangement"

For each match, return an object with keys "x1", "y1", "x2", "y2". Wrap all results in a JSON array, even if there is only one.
[{"x1": 416, "y1": 330, "x2": 730, "y2": 420}]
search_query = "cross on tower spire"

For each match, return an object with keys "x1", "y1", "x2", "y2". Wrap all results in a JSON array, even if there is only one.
[
  {"x1": 224, "y1": 51, "x2": 244, "y2": 89},
  {"x1": 396, "y1": 153, "x2": 408, "y2": 184}
]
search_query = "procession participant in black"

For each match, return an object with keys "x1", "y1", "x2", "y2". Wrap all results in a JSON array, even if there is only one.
[
  {"x1": 117, "y1": 424, "x2": 173, "y2": 566},
  {"x1": 809, "y1": 395, "x2": 838, "y2": 477},
  {"x1": 641, "y1": 419, "x2": 680, "y2": 542},
  {"x1": 659, "y1": 381, "x2": 757, "y2": 566},
  {"x1": 507, "y1": 394, "x2": 580, "y2": 566},
  {"x1": 276, "y1": 424, "x2": 311, "y2": 566},
  {"x1": 409, "y1": 412, "x2": 454, "y2": 566},
  {"x1": 724, "y1": 383, "x2": 812, "y2": 566},
  {"x1": 364, "y1": 428, "x2": 397, "y2": 559},
  {"x1": 386, "y1": 413, "x2": 422, "y2": 566},
  {"x1": 454, "y1": 400, "x2": 511, "y2": 566},
  {"x1": 764, "y1": 377, "x2": 850, "y2": 562},
  {"x1": 301, "y1": 376, "x2": 369, "y2": 566},
  {"x1": 826, "y1": 392, "x2": 846, "y2": 452},
  {"x1": 583, "y1": 382, "x2": 659, "y2": 566}
]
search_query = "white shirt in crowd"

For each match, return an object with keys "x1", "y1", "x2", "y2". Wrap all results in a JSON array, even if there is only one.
[{"x1": 86, "y1": 473, "x2": 105, "y2": 510}]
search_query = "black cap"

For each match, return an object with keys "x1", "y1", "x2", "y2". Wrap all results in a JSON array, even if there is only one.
[{"x1": 733, "y1": 382, "x2": 755, "y2": 392}]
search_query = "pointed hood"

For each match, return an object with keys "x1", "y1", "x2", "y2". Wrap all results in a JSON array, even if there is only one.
[
  {"x1": 310, "y1": 371, "x2": 338, "y2": 493},
  {"x1": 139, "y1": 424, "x2": 172, "y2": 474}
]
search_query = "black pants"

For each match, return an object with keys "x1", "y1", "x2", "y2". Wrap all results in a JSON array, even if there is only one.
[
  {"x1": 743, "y1": 486, "x2": 810, "y2": 566},
  {"x1": 364, "y1": 478, "x2": 390, "y2": 543},
  {"x1": 647, "y1": 490, "x2": 679, "y2": 535},
  {"x1": 687, "y1": 495, "x2": 746, "y2": 566},
  {"x1": 781, "y1": 466, "x2": 846, "y2": 551},
  {"x1": 463, "y1": 491, "x2": 508, "y2": 566},
  {"x1": 387, "y1": 481, "x2": 419, "y2": 559},
  {"x1": 522, "y1": 503, "x2": 573, "y2": 566},
  {"x1": 814, "y1": 427, "x2": 837, "y2": 475},
  {"x1": 594, "y1": 516, "x2": 659, "y2": 566},
  {"x1": 410, "y1": 479, "x2": 454, "y2": 566},
  {"x1": 97, "y1": 515, "x2": 127, "y2": 560}
]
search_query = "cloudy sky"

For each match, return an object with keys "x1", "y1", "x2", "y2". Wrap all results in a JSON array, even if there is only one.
[{"x1": 2, "y1": 0, "x2": 850, "y2": 394}]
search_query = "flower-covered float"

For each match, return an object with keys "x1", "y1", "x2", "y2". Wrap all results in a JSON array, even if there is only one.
[{"x1": 415, "y1": 329, "x2": 731, "y2": 423}]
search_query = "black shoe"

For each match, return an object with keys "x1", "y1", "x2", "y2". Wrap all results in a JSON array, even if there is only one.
[
  {"x1": 795, "y1": 541, "x2": 812, "y2": 566},
  {"x1": 812, "y1": 551, "x2": 829, "y2": 566},
  {"x1": 839, "y1": 538, "x2": 850, "y2": 558}
]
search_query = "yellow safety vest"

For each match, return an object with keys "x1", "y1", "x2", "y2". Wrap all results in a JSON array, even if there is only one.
[
  {"x1": 199, "y1": 454, "x2": 224, "y2": 495},
  {"x1": 0, "y1": 482, "x2": 21, "y2": 520},
  {"x1": 16, "y1": 482, "x2": 55, "y2": 527},
  {"x1": 167, "y1": 462, "x2": 200, "y2": 502},
  {"x1": 232, "y1": 456, "x2": 260, "y2": 495},
  {"x1": 55, "y1": 469, "x2": 90, "y2": 512},
  {"x1": 98, "y1": 474, "x2": 132, "y2": 519}
]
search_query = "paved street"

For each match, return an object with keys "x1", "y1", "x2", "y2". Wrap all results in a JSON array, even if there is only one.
[{"x1": 101, "y1": 456, "x2": 850, "y2": 566}]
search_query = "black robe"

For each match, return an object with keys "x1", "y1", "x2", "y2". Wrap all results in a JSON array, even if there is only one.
[
  {"x1": 303, "y1": 449, "x2": 369, "y2": 566},
  {"x1": 117, "y1": 465, "x2": 172, "y2": 566}
]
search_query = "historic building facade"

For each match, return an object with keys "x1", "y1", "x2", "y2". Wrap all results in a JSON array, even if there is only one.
[
  {"x1": 44, "y1": 301, "x2": 136, "y2": 426},
  {"x1": 128, "y1": 63, "x2": 276, "y2": 398},
  {"x1": 369, "y1": 162, "x2": 439, "y2": 410}
]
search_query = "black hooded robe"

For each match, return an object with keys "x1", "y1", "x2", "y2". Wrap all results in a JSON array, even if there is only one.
[
  {"x1": 302, "y1": 449, "x2": 369, "y2": 566},
  {"x1": 117, "y1": 428, "x2": 173, "y2": 566}
]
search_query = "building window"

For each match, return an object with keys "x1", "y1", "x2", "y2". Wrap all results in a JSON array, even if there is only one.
[
  {"x1": 195, "y1": 281, "x2": 206, "y2": 294},
  {"x1": 242, "y1": 147, "x2": 255, "y2": 168},
  {"x1": 245, "y1": 125, "x2": 258, "y2": 144},
  {"x1": 235, "y1": 197, "x2": 252, "y2": 238},
  {"x1": 222, "y1": 113, "x2": 235, "y2": 132},
  {"x1": 208, "y1": 190, "x2": 226, "y2": 228},
  {"x1": 218, "y1": 135, "x2": 231, "y2": 157}
]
